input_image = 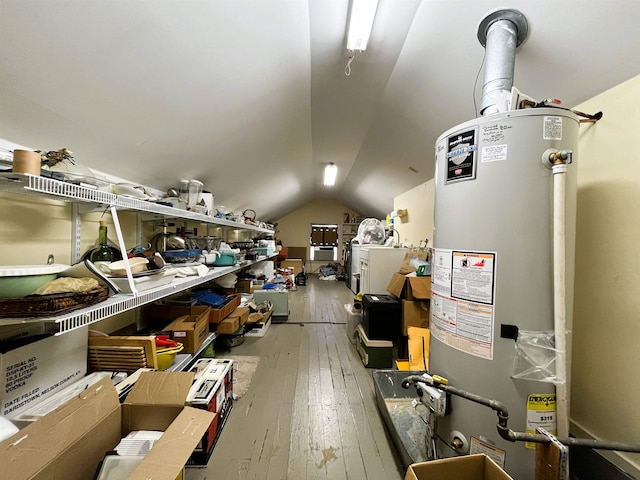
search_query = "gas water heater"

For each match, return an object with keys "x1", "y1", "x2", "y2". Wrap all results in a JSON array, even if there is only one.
[{"x1": 429, "y1": 9, "x2": 578, "y2": 479}]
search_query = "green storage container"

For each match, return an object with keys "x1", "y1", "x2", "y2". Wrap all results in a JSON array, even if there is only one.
[{"x1": 355, "y1": 324, "x2": 393, "y2": 368}]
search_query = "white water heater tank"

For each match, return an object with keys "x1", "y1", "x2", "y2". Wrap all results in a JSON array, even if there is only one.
[{"x1": 430, "y1": 108, "x2": 579, "y2": 479}]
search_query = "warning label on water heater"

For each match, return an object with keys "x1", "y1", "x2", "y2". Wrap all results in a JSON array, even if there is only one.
[
  {"x1": 430, "y1": 249, "x2": 496, "y2": 360},
  {"x1": 543, "y1": 116, "x2": 563, "y2": 141}
]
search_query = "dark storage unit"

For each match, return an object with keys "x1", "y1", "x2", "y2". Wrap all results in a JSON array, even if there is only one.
[{"x1": 362, "y1": 294, "x2": 401, "y2": 340}]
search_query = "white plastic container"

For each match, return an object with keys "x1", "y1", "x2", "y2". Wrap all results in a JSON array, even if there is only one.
[{"x1": 344, "y1": 303, "x2": 362, "y2": 344}]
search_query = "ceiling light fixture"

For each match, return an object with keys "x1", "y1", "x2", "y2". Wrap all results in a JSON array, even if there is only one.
[
  {"x1": 324, "y1": 163, "x2": 338, "y2": 186},
  {"x1": 346, "y1": 0, "x2": 379, "y2": 52}
]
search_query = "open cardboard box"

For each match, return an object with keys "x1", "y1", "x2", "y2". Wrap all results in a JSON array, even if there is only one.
[
  {"x1": 0, "y1": 371, "x2": 213, "y2": 480},
  {"x1": 387, "y1": 272, "x2": 431, "y2": 301},
  {"x1": 165, "y1": 307, "x2": 211, "y2": 354},
  {"x1": 387, "y1": 273, "x2": 432, "y2": 335},
  {"x1": 405, "y1": 454, "x2": 513, "y2": 480}
]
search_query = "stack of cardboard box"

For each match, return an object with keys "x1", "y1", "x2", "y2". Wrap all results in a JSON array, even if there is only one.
[
  {"x1": 386, "y1": 272, "x2": 431, "y2": 336},
  {"x1": 216, "y1": 306, "x2": 249, "y2": 334}
]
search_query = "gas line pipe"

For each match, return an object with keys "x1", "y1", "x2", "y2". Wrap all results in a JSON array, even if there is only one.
[{"x1": 401, "y1": 373, "x2": 640, "y2": 453}]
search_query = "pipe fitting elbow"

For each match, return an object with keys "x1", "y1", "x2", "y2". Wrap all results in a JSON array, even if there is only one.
[{"x1": 401, "y1": 375, "x2": 426, "y2": 389}]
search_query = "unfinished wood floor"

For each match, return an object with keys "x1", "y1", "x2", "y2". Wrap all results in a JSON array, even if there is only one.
[{"x1": 186, "y1": 276, "x2": 404, "y2": 480}]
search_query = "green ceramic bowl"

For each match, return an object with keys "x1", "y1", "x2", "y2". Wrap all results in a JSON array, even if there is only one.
[{"x1": 0, "y1": 264, "x2": 69, "y2": 298}]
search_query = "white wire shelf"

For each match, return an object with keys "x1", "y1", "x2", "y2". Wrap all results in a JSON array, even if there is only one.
[
  {"x1": 0, "y1": 252, "x2": 277, "y2": 335},
  {"x1": 0, "y1": 170, "x2": 277, "y2": 335},
  {"x1": 0, "y1": 172, "x2": 275, "y2": 234}
]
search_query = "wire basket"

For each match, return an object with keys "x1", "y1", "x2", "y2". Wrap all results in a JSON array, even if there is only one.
[{"x1": 0, "y1": 286, "x2": 109, "y2": 318}]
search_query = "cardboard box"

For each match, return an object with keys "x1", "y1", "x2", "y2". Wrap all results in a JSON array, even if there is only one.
[
  {"x1": 401, "y1": 300, "x2": 429, "y2": 335},
  {"x1": 407, "y1": 326, "x2": 429, "y2": 371},
  {"x1": 0, "y1": 323, "x2": 47, "y2": 344},
  {"x1": 250, "y1": 279, "x2": 265, "y2": 293},
  {"x1": 209, "y1": 295, "x2": 241, "y2": 323},
  {"x1": 280, "y1": 259, "x2": 303, "y2": 276},
  {"x1": 216, "y1": 307, "x2": 249, "y2": 335},
  {"x1": 405, "y1": 454, "x2": 513, "y2": 480},
  {"x1": 1, "y1": 326, "x2": 88, "y2": 419},
  {"x1": 0, "y1": 372, "x2": 213, "y2": 480},
  {"x1": 147, "y1": 295, "x2": 240, "y2": 325},
  {"x1": 166, "y1": 308, "x2": 211, "y2": 354},
  {"x1": 395, "y1": 360, "x2": 411, "y2": 370},
  {"x1": 235, "y1": 279, "x2": 254, "y2": 293},
  {"x1": 227, "y1": 306, "x2": 249, "y2": 326},
  {"x1": 216, "y1": 316, "x2": 240, "y2": 335},
  {"x1": 387, "y1": 272, "x2": 431, "y2": 301},
  {"x1": 398, "y1": 246, "x2": 429, "y2": 275}
]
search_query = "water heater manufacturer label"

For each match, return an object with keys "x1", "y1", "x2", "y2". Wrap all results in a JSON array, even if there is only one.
[
  {"x1": 430, "y1": 248, "x2": 497, "y2": 360},
  {"x1": 445, "y1": 127, "x2": 478, "y2": 183}
]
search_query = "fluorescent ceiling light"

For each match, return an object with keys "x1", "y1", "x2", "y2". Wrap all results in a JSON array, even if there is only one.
[
  {"x1": 347, "y1": 0, "x2": 379, "y2": 51},
  {"x1": 324, "y1": 163, "x2": 338, "y2": 186}
]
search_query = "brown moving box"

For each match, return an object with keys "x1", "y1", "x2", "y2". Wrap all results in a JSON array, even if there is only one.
[
  {"x1": 0, "y1": 372, "x2": 213, "y2": 480},
  {"x1": 217, "y1": 306, "x2": 250, "y2": 334},
  {"x1": 405, "y1": 454, "x2": 513, "y2": 480},
  {"x1": 401, "y1": 299, "x2": 429, "y2": 335},
  {"x1": 166, "y1": 307, "x2": 211, "y2": 354},
  {"x1": 387, "y1": 273, "x2": 431, "y2": 335},
  {"x1": 387, "y1": 272, "x2": 431, "y2": 300},
  {"x1": 209, "y1": 295, "x2": 241, "y2": 323},
  {"x1": 236, "y1": 279, "x2": 253, "y2": 293},
  {"x1": 280, "y1": 259, "x2": 303, "y2": 276}
]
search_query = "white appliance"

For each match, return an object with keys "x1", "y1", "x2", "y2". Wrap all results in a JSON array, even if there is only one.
[
  {"x1": 359, "y1": 246, "x2": 407, "y2": 295},
  {"x1": 428, "y1": 9, "x2": 578, "y2": 479}
]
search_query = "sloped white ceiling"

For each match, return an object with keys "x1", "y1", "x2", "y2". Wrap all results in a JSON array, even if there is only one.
[{"x1": 1, "y1": 1, "x2": 639, "y2": 221}]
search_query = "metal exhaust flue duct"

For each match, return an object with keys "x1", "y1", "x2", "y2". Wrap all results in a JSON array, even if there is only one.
[{"x1": 477, "y1": 9, "x2": 528, "y2": 115}]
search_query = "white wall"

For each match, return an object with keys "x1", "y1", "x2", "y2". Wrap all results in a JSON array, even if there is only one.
[
  {"x1": 570, "y1": 74, "x2": 640, "y2": 473},
  {"x1": 275, "y1": 199, "x2": 360, "y2": 273},
  {"x1": 393, "y1": 179, "x2": 434, "y2": 247},
  {"x1": 0, "y1": 195, "x2": 138, "y2": 266},
  {"x1": 0, "y1": 193, "x2": 139, "y2": 333}
]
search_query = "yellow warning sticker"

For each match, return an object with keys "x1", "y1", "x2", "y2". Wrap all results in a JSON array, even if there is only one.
[{"x1": 526, "y1": 393, "x2": 556, "y2": 449}]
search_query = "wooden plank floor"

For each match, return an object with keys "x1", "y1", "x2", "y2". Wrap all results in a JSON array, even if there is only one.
[{"x1": 186, "y1": 276, "x2": 405, "y2": 480}]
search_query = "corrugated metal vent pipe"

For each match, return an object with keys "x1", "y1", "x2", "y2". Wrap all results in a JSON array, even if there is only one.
[{"x1": 477, "y1": 9, "x2": 528, "y2": 116}]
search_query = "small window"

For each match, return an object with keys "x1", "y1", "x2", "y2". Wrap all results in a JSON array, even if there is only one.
[{"x1": 310, "y1": 224, "x2": 338, "y2": 261}]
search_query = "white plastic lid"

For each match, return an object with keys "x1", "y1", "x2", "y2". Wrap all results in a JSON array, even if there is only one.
[{"x1": 0, "y1": 264, "x2": 69, "y2": 277}]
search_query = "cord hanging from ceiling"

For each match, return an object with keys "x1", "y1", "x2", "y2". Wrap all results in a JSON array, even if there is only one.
[{"x1": 344, "y1": 52, "x2": 357, "y2": 76}]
